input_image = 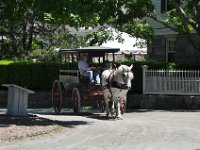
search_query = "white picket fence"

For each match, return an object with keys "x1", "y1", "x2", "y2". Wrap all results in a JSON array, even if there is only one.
[{"x1": 142, "y1": 65, "x2": 200, "y2": 95}]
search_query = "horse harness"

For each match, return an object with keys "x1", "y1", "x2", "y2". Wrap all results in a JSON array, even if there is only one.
[
  {"x1": 102, "y1": 69, "x2": 129, "y2": 111},
  {"x1": 102, "y1": 69, "x2": 129, "y2": 91}
]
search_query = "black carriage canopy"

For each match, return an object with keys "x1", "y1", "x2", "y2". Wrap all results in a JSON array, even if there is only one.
[
  {"x1": 59, "y1": 46, "x2": 120, "y2": 53},
  {"x1": 59, "y1": 46, "x2": 120, "y2": 63}
]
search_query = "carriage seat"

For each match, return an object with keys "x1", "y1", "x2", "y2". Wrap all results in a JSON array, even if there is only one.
[
  {"x1": 102, "y1": 61, "x2": 116, "y2": 71},
  {"x1": 79, "y1": 75, "x2": 90, "y2": 84}
]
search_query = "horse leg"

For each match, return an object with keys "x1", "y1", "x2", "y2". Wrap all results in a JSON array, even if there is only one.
[
  {"x1": 103, "y1": 89, "x2": 109, "y2": 117},
  {"x1": 116, "y1": 97, "x2": 122, "y2": 119},
  {"x1": 105, "y1": 99, "x2": 110, "y2": 117},
  {"x1": 109, "y1": 100, "x2": 115, "y2": 118},
  {"x1": 103, "y1": 89, "x2": 113, "y2": 117}
]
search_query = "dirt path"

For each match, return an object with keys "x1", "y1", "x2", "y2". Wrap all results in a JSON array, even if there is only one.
[{"x1": 0, "y1": 109, "x2": 200, "y2": 150}]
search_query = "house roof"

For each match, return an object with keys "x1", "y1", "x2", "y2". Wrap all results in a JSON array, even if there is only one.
[
  {"x1": 101, "y1": 31, "x2": 147, "y2": 54},
  {"x1": 67, "y1": 26, "x2": 147, "y2": 54},
  {"x1": 77, "y1": 46, "x2": 119, "y2": 52}
]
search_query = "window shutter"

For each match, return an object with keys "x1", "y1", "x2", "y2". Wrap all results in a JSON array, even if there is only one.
[{"x1": 161, "y1": 0, "x2": 166, "y2": 13}]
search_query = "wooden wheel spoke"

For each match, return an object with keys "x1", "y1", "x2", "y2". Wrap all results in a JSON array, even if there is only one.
[
  {"x1": 52, "y1": 80, "x2": 63, "y2": 114},
  {"x1": 72, "y1": 88, "x2": 80, "y2": 113}
]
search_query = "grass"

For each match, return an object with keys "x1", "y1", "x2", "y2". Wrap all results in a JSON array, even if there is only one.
[
  {"x1": 32, "y1": 125, "x2": 65, "y2": 138},
  {"x1": 82, "y1": 105, "x2": 96, "y2": 110},
  {"x1": 53, "y1": 125, "x2": 65, "y2": 133},
  {"x1": 0, "y1": 60, "x2": 14, "y2": 65}
]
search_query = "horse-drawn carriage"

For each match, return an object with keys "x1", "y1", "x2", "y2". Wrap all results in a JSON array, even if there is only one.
[
  {"x1": 52, "y1": 46, "x2": 119, "y2": 113},
  {"x1": 52, "y1": 46, "x2": 134, "y2": 118}
]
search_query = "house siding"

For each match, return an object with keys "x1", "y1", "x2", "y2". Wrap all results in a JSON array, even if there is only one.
[
  {"x1": 148, "y1": 34, "x2": 200, "y2": 62},
  {"x1": 147, "y1": 0, "x2": 177, "y2": 36},
  {"x1": 148, "y1": 0, "x2": 200, "y2": 62},
  {"x1": 175, "y1": 34, "x2": 200, "y2": 62},
  {"x1": 148, "y1": 35, "x2": 166, "y2": 61}
]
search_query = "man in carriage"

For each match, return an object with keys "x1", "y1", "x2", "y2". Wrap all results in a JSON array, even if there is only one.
[{"x1": 78, "y1": 53, "x2": 101, "y2": 84}]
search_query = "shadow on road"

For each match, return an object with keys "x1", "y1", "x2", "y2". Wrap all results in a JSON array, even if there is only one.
[
  {"x1": 35, "y1": 111, "x2": 113, "y2": 121},
  {"x1": 86, "y1": 114, "x2": 116, "y2": 121},
  {"x1": 125, "y1": 109, "x2": 200, "y2": 113},
  {"x1": 0, "y1": 114, "x2": 89, "y2": 128},
  {"x1": 30, "y1": 109, "x2": 116, "y2": 121}
]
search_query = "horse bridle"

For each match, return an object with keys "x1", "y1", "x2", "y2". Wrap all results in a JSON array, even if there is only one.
[
  {"x1": 116, "y1": 67, "x2": 131, "y2": 89},
  {"x1": 122, "y1": 69, "x2": 130, "y2": 87},
  {"x1": 108, "y1": 68, "x2": 129, "y2": 90}
]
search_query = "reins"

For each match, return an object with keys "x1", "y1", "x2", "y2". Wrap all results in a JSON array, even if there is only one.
[
  {"x1": 103, "y1": 69, "x2": 129, "y2": 90},
  {"x1": 102, "y1": 69, "x2": 115, "y2": 90}
]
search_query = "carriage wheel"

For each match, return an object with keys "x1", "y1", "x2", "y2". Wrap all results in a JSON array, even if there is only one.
[
  {"x1": 52, "y1": 80, "x2": 63, "y2": 114},
  {"x1": 120, "y1": 98, "x2": 126, "y2": 114},
  {"x1": 72, "y1": 88, "x2": 81, "y2": 113}
]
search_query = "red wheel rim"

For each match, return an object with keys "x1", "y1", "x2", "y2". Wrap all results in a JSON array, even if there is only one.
[{"x1": 72, "y1": 88, "x2": 80, "y2": 113}]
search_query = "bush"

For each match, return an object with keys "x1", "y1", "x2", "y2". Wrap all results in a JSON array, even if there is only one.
[
  {"x1": 0, "y1": 60, "x2": 14, "y2": 65},
  {"x1": 0, "y1": 60, "x2": 200, "y2": 92},
  {"x1": 0, "y1": 61, "x2": 59, "y2": 90}
]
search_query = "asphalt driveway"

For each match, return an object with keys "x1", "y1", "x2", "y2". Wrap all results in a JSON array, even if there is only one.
[{"x1": 0, "y1": 108, "x2": 200, "y2": 150}]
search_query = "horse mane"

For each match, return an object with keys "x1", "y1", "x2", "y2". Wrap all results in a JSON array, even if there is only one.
[{"x1": 117, "y1": 64, "x2": 132, "y2": 72}]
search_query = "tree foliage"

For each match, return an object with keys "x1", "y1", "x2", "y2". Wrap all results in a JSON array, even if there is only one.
[
  {"x1": 1, "y1": 0, "x2": 199, "y2": 59},
  {"x1": 148, "y1": 0, "x2": 200, "y2": 50},
  {"x1": 0, "y1": 0, "x2": 155, "y2": 59}
]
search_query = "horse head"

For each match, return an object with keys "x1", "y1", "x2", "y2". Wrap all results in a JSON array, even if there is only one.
[{"x1": 113, "y1": 64, "x2": 134, "y2": 88}]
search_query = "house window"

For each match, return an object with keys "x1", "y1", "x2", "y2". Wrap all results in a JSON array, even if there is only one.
[
  {"x1": 161, "y1": 0, "x2": 181, "y2": 13},
  {"x1": 166, "y1": 39, "x2": 176, "y2": 62}
]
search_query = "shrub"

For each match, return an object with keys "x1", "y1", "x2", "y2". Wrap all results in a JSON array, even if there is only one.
[
  {"x1": 0, "y1": 61, "x2": 59, "y2": 90},
  {"x1": 0, "y1": 60, "x2": 199, "y2": 92}
]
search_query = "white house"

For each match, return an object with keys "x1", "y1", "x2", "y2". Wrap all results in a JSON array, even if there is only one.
[{"x1": 101, "y1": 30, "x2": 147, "y2": 61}]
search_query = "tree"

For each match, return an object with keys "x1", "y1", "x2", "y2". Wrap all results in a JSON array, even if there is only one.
[
  {"x1": 1, "y1": 0, "x2": 155, "y2": 59},
  {"x1": 0, "y1": 0, "x2": 44, "y2": 58},
  {"x1": 73, "y1": 0, "x2": 155, "y2": 46}
]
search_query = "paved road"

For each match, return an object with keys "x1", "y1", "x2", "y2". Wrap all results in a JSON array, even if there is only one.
[{"x1": 0, "y1": 109, "x2": 200, "y2": 150}]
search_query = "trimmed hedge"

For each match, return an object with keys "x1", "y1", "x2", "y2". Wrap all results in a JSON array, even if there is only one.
[
  {"x1": 0, "y1": 61, "x2": 200, "y2": 93},
  {"x1": 0, "y1": 62, "x2": 59, "y2": 90}
]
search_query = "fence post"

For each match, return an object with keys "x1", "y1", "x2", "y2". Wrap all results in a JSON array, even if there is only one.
[{"x1": 142, "y1": 65, "x2": 148, "y2": 94}]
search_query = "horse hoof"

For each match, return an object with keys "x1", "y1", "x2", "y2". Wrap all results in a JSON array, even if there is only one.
[
  {"x1": 116, "y1": 116, "x2": 123, "y2": 120},
  {"x1": 106, "y1": 113, "x2": 109, "y2": 117},
  {"x1": 106, "y1": 112, "x2": 113, "y2": 118}
]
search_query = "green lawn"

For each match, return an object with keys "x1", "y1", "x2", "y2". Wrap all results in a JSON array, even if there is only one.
[{"x1": 0, "y1": 60, "x2": 14, "y2": 65}]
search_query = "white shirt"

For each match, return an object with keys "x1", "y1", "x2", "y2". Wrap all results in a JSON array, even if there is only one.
[{"x1": 78, "y1": 60, "x2": 90, "y2": 76}]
